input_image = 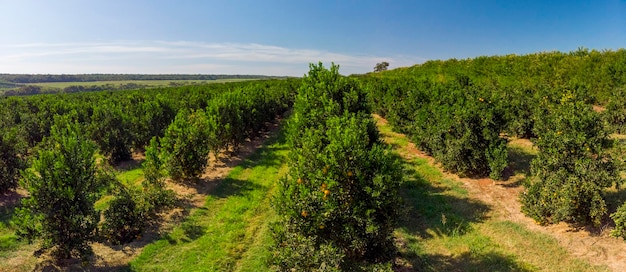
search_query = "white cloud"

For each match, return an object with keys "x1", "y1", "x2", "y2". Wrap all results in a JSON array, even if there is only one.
[{"x1": 0, "y1": 41, "x2": 425, "y2": 76}]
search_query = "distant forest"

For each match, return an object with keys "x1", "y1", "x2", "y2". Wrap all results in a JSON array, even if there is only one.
[{"x1": 0, "y1": 74, "x2": 279, "y2": 83}]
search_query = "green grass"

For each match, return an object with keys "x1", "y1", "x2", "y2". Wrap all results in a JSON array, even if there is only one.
[
  {"x1": 0, "y1": 205, "x2": 21, "y2": 256},
  {"x1": 117, "y1": 168, "x2": 145, "y2": 187},
  {"x1": 130, "y1": 131, "x2": 288, "y2": 271},
  {"x1": 376, "y1": 117, "x2": 609, "y2": 272}
]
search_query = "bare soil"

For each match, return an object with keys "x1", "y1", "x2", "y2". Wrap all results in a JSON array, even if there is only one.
[{"x1": 373, "y1": 114, "x2": 626, "y2": 272}]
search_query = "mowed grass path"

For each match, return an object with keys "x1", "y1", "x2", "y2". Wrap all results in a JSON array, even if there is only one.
[{"x1": 130, "y1": 132, "x2": 288, "y2": 271}]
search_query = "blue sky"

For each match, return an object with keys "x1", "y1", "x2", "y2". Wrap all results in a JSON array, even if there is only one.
[{"x1": 0, "y1": 0, "x2": 624, "y2": 76}]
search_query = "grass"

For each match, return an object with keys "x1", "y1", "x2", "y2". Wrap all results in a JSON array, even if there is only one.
[
  {"x1": 376, "y1": 116, "x2": 609, "y2": 272},
  {"x1": 0, "y1": 203, "x2": 21, "y2": 256},
  {"x1": 129, "y1": 131, "x2": 288, "y2": 271}
]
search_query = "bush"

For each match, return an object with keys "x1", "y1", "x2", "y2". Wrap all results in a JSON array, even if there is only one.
[
  {"x1": 272, "y1": 63, "x2": 402, "y2": 270},
  {"x1": 13, "y1": 117, "x2": 109, "y2": 259},
  {"x1": 0, "y1": 128, "x2": 26, "y2": 192},
  {"x1": 160, "y1": 108, "x2": 212, "y2": 181},
  {"x1": 101, "y1": 186, "x2": 145, "y2": 245},
  {"x1": 142, "y1": 137, "x2": 176, "y2": 215},
  {"x1": 101, "y1": 138, "x2": 175, "y2": 245},
  {"x1": 602, "y1": 88, "x2": 626, "y2": 134},
  {"x1": 521, "y1": 94, "x2": 620, "y2": 226},
  {"x1": 89, "y1": 105, "x2": 133, "y2": 164},
  {"x1": 610, "y1": 202, "x2": 626, "y2": 239}
]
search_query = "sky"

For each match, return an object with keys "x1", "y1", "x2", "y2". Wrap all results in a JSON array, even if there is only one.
[{"x1": 0, "y1": 0, "x2": 624, "y2": 76}]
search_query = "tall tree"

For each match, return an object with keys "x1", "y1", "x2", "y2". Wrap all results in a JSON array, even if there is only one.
[{"x1": 373, "y1": 62, "x2": 389, "y2": 72}]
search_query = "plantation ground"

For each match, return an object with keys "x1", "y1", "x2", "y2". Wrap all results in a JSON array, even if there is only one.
[
  {"x1": 374, "y1": 114, "x2": 626, "y2": 271},
  {"x1": 1, "y1": 115, "x2": 625, "y2": 271}
]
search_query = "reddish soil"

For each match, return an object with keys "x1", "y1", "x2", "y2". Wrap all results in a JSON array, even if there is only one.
[{"x1": 373, "y1": 114, "x2": 626, "y2": 272}]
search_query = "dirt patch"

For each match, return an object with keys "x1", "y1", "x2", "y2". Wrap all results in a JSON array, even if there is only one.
[
  {"x1": 593, "y1": 105, "x2": 607, "y2": 113},
  {"x1": 373, "y1": 114, "x2": 626, "y2": 272},
  {"x1": 0, "y1": 188, "x2": 27, "y2": 208}
]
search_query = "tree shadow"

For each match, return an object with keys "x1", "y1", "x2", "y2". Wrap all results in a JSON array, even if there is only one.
[
  {"x1": 393, "y1": 152, "x2": 511, "y2": 271},
  {"x1": 34, "y1": 257, "x2": 132, "y2": 272},
  {"x1": 397, "y1": 162, "x2": 490, "y2": 240},
  {"x1": 180, "y1": 220, "x2": 206, "y2": 242},
  {"x1": 187, "y1": 130, "x2": 287, "y2": 200},
  {"x1": 208, "y1": 177, "x2": 267, "y2": 199},
  {"x1": 501, "y1": 146, "x2": 536, "y2": 182},
  {"x1": 0, "y1": 193, "x2": 20, "y2": 224},
  {"x1": 404, "y1": 251, "x2": 534, "y2": 272}
]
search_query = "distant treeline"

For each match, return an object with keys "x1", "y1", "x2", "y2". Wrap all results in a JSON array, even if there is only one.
[
  {"x1": 0, "y1": 74, "x2": 280, "y2": 83},
  {"x1": 1, "y1": 83, "x2": 152, "y2": 97}
]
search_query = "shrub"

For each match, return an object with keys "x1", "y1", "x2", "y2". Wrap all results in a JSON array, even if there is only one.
[
  {"x1": 101, "y1": 138, "x2": 175, "y2": 245},
  {"x1": 0, "y1": 128, "x2": 26, "y2": 192},
  {"x1": 89, "y1": 105, "x2": 133, "y2": 164},
  {"x1": 101, "y1": 186, "x2": 145, "y2": 245},
  {"x1": 13, "y1": 117, "x2": 109, "y2": 259},
  {"x1": 521, "y1": 94, "x2": 620, "y2": 226},
  {"x1": 142, "y1": 137, "x2": 176, "y2": 215},
  {"x1": 160, "y1": 108, "x2": 212, "y2": 181},
  {"x1": 610, "y1": 202, "x2": 626, "y2": 239},
  {"x1": 602, "y1": 88, "x2": 626, "y2": 134},
  {"x1": 272, "y1": 63, "x2": 402, "y2": 270}
]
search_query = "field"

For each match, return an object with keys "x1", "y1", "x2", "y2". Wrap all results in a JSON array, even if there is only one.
[
  {"x1": 1, "y1": 51, "x2": 626, "y2": 271},
  {"x1": 3, "y1": 114, "x2": 622, "y2": 271}
]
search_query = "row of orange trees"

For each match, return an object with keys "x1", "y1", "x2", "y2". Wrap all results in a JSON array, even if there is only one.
[
  {"x1": 360, "y1": 49, "x2": 625, "y2": 230},
  {"x1": 3, "y1": 80, "x2": 297, "y2": 259},
  {"x1": 271, "y1": 63, "x2": 402, "y2": 270},
  {"x1": 0, "y1": 80, "x2": 297, "y2": 193}
]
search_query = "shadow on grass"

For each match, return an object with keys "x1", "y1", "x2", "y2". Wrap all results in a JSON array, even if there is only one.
[
  {"x1": 501, "y1": 146, "x2": 536, "y2": 182},
  {"x1": 190, "y1": 130, "x2": 287, "y2": 200},
  {"x1": 406, "y1": 251, "x2": 534, "y2": 272},
  {"x1": 398, "y1": 162, "x2": 490, "y2": 239},
  {"x1": 34, "y1": 258, "x2": 132, "y2": 272},
  {"x1": 394, "y1": 152, "x2": 513, "y2": 270}
]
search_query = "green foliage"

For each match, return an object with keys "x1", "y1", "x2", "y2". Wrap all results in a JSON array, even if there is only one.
[
  {"x1": 363, "y1": 77, "x2": 508, "y2": 179},
  {"x1": 0, "y1": 128, "x2": 26, "y2": 192},
  {"x1": 142, "y1": 137, "x2": 176, "y2": 215},
  {"x1": 521, "y1": 95, "x2": 620, "y2": 226},
  {"x1": 373, "y1": 62, "x2": 389, "y2": 73},
  {"x1": 610, "y1": 202, "x2": 626, "y2": 239},
  {"x1": 102, "y1": 138, "x2": 175, "y2": 245},
  {"x1": 89, "y1": 104, "x2": 133, "y2": 164},
  {"x1": 13, "y1": 117, "x2": 109, "y2": 259},
  {"x1": 101, "y1": 186, "x2": 145, "y2": 245},
  {"x1": 273, "y1": 63, "x2": 401, "y2": 270},
  {"x1": 602, "y1": 88, "x2": 626, "y2": 134},
  {"x1": 160, "y1": 108, "x2": 212, "y2": 181}
]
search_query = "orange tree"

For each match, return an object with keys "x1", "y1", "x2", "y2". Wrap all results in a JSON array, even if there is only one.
[
  {"x1": 272, "y1": 63, "x2": 402, "y2": 270},
  {"x1": 13, "y1": 117, "x2": 110, "y2": 260},
  {"x1": 362, "y1": 77, "x2": 508, "y2": 179},
  {"x1": 160, "y1": 108, "x2": 213, "y2": 182},
  {"x1": 0, "y1": 127, "x2": 26, "y2": 192},
  {"x1": 521, "y1": 92, "x2": 621, "y2": 226}
]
